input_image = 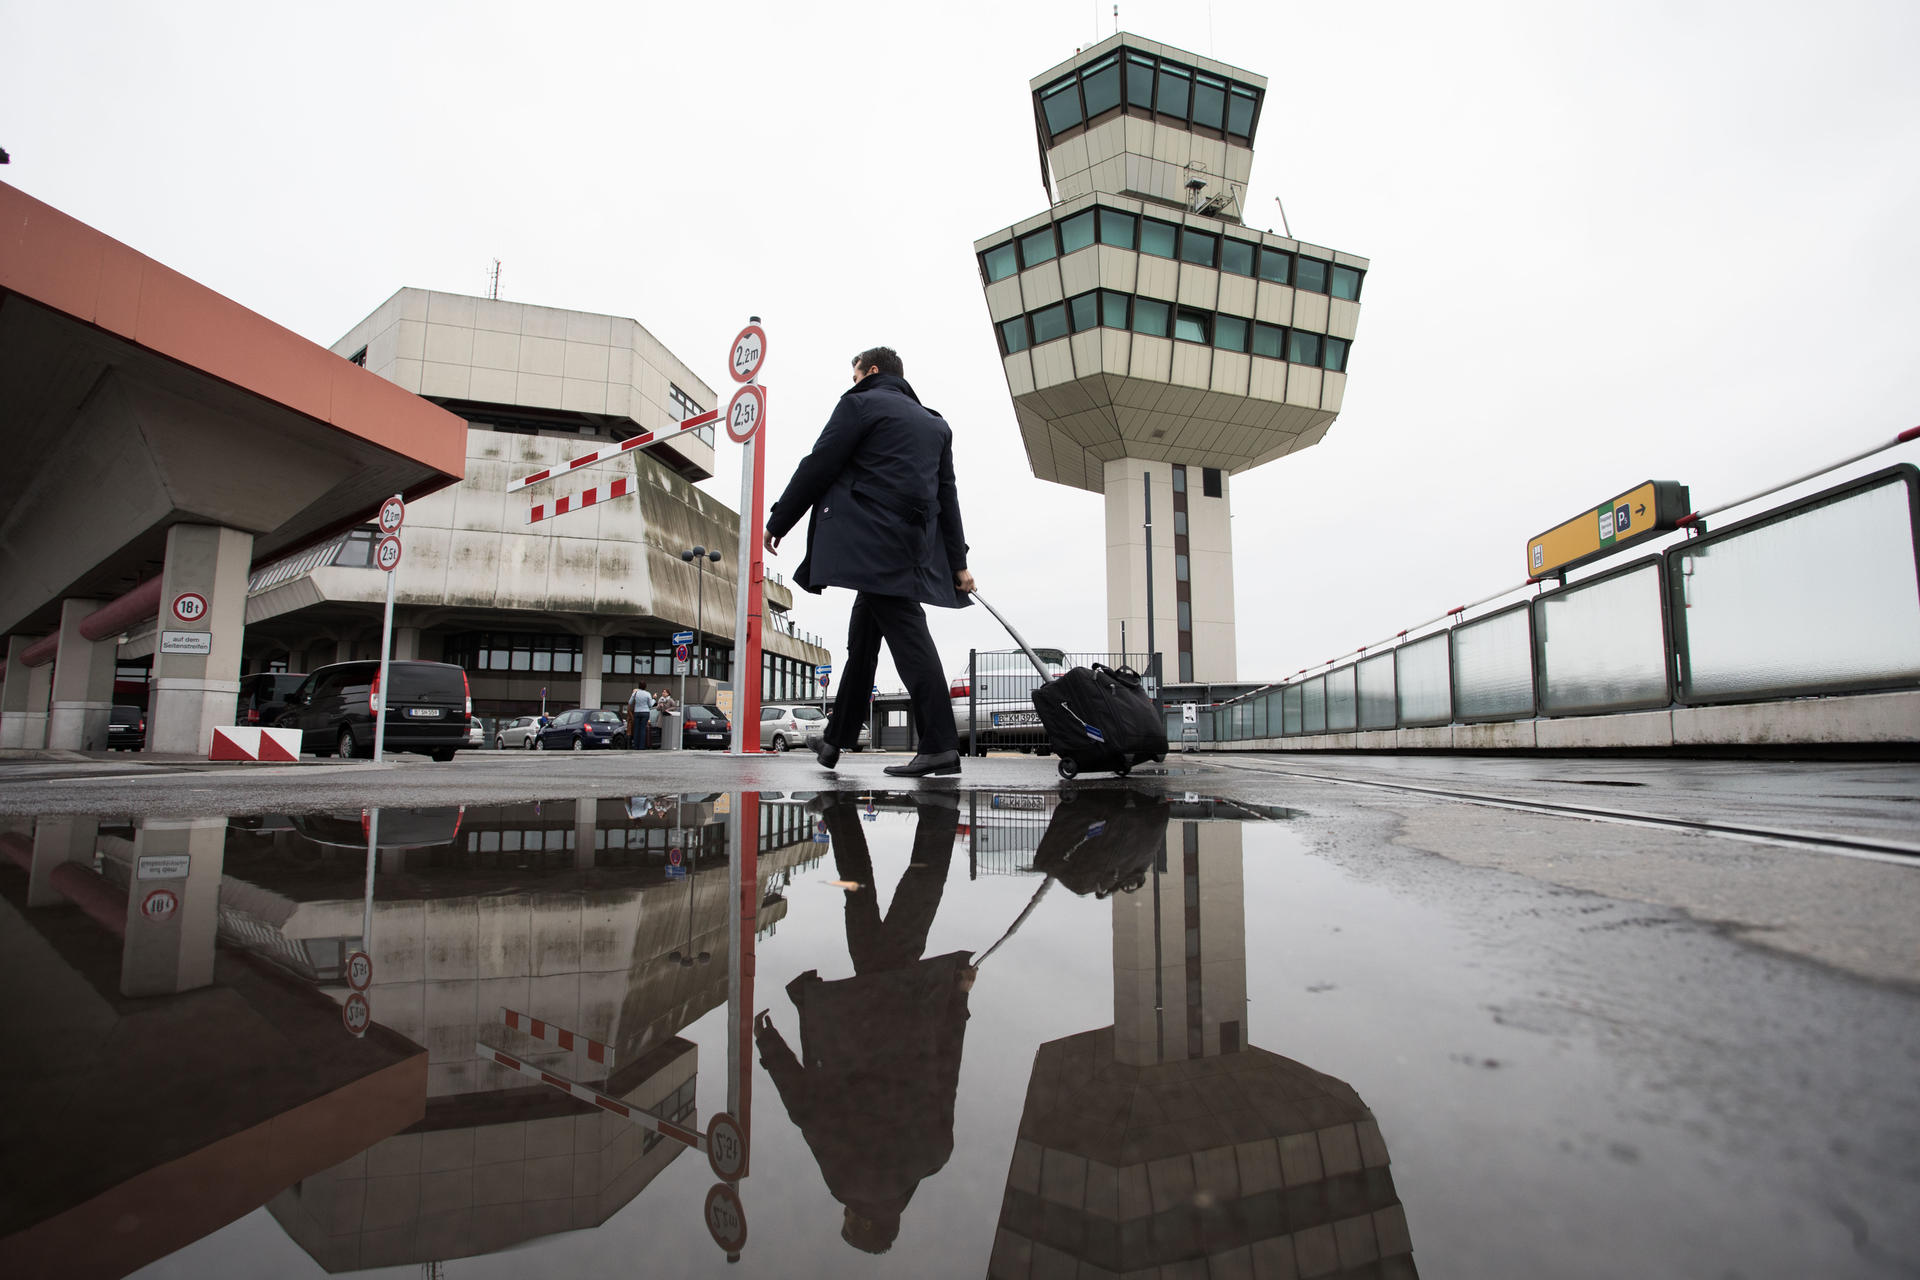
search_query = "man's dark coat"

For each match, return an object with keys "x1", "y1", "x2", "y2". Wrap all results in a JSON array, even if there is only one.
[{"x1": 766, "y1": 373, "x2": 971, "y2": 610}]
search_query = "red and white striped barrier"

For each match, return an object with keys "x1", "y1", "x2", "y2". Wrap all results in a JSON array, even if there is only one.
[
  {"x1": 477, "y1": 1042, "x2": 706, "y2": 1151},
  {"x1": 502, "y1": 1006, "x2": 615, "y2": 1069},
  {"x1": 529, "y1": 478, "x2": 630, "y2": 525},
  {"x1": 210, "y1": 726, "x2": 301, "y2": 762},
  {"x1": 509, "y1": 409, "x2": 719, "y2": 495}
]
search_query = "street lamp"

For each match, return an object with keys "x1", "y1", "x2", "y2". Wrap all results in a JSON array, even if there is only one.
[{"x1": 679, "y1": 546, "x2": 722, "y2": 715}]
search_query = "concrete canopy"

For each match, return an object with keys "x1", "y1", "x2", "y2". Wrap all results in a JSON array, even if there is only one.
[{"x1": 0, "y1": 182, "x2": 467, "y2": 638}]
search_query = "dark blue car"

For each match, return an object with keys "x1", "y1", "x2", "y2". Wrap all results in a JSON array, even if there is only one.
[{"x1": 533, "y1": 708, "x2": 627, "y2": 750}]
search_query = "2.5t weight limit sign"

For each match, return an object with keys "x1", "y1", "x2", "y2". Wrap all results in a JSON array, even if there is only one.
[
  {"x1": 726, "y1": 384, "x2": 765, "y2": 443},
  {"x1": 375, "y1": 535, "x2": 403, "y2": 572}
]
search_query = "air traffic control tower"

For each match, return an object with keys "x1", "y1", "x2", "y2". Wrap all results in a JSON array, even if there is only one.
[{"x1": 974, "y1": 34, "x2": 1367, "y2": 684}]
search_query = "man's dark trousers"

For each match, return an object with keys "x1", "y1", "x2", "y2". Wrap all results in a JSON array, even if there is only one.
[{"x1": 826, "y1": 592, "x2": 957, "y2": 755}]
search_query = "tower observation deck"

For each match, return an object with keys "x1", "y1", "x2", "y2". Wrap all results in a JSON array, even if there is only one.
[{"x1": 973, "y1": 33, "x2": 1367, "y2": 684}]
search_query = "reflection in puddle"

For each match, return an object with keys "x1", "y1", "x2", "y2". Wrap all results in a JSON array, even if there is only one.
[{"x1": 0, "y1": 790, "x2": 1403, "y2": 1279}]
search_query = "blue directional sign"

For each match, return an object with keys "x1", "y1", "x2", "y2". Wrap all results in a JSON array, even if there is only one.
[{"x1": 673, "y1": 630, "x2": 694, "y2": 645}]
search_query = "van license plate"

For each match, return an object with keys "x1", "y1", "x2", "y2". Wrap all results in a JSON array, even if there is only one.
[{"x1": 405, "y1": 708, "x2": 443, "y2": 718}]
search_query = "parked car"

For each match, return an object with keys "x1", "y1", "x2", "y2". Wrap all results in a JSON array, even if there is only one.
[
  {"x1": 468, "y1": 716, "x2": 489, "y2": 748},
  {"x1": 679, "y1": 704, "x2": 732, "y2": 750},
  {"x1": 950, "y1": 649, "x2": 1066, "y2": 750},
  {"x1": 760, "y1": 703, "x2": 829, "y2": 751},
  {"x1": 495, "y1": 715, "x2": 542, "y2": 749},
  {"x1": 276, "y1": 660, "x2": 470, "y2": 761},
  {"x1": 107, "y1": 704, "x2": 146, "y2": 751},
  {"x1": 235, "y1": 672, "x2": 307, "y2": 727},
  {"x1": 534, "y1": 708, "x2": 627, "y2": 750}
]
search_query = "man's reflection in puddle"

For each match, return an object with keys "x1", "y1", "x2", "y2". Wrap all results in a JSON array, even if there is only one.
[
  {"x1": 755, "y1": 793, "x2": 974, "y2": 1255},
  {"x1": 991, "y1": 789, "x2": 1417, "y2": 1279}
]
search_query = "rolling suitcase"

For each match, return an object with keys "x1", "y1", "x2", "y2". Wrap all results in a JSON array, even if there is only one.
[{"x1": 971, "y1": 592, "x2": 1168, "y2": 779}]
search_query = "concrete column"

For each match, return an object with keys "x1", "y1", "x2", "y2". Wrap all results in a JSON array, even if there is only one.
[
  {"x1": 579, "y1": 634, "x2": 606, "y2": 709},
  {"x1": 122, "y1": 817, "x2": 227, "y2": 997},
  {"x1": 19, "y1": 655, "x2": 53, "y2": 749},
  {"x1": 393, "y1": 626, "x2": 420, "y2": 661},
  {"x1": 48, "y1": 598, "x2": 117, "y2": 750},
  {"x1": 1102, "y1": 459, "x2": 1237, "y2": 685},
  {"x1": 1, "y1": 634, "x2": 46, "y2": 748},
  {"x1": 149, "y1": 524, "x2": 254, "y2": 755},
  {"x1": 333, "y1": 636, "x2": 353, "y2": 664},
  {"x1": 574, "y1": 798, "x2": 599, "y2": 869},
  {"x1": 28, "y1": 816, "x2": 99, "y2": 908}
]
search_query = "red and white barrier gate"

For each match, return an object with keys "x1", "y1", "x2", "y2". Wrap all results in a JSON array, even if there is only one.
[{"x1": 209, "y1": 726, "x2": 301, "y2": 762}]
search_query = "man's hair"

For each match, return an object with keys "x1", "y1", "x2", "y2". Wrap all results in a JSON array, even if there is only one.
[{"x1": 852, "y1": 346, "x2": 904, "y2": 378}]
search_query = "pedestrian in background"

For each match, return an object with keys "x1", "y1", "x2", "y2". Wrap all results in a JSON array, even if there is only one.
[{"x1": 627, "y1": 682, "x2": 654, "y2": 750}]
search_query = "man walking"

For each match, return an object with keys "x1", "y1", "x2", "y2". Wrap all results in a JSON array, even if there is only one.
[
  {"x1": 626, "y1": 681, "x2": 653, "y2": 750},
  {"x1": 766, "y1": 346, "x2": 974, "y2": 777}
]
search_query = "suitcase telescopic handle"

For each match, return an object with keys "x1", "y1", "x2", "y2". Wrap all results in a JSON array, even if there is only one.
[{"x1": 968, "y1": 590, "x2": 1052, "y2": 681}]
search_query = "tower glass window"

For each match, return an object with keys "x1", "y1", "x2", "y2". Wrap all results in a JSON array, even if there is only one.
[
  {"x1": 1289, "y1": 331, "x2": 1322, "y2": 366},
  {"x1": 1099, "y1": 208, "x2": 1136, "y2": 249},
  {"x1": 1295, "y1": 257, "x2": 1329, "y2": 294},
  {"x1": 1031, "y1": 303, "x2": 1069, "y2": 344},
  {"x1": 1180, "y1": 229, "x2": 1217, "y2": 267},
  {"x1": 1018, "y1": 227, "x2": 1056, "y2": 268},
  {"x1": 1040, "y1": 77, "x2": 1082, "y2": 135},
  {"x1": 1131, "y1": 298, "x2": 1170, "y2": 337},
  {"x1": 1081, "y1": 54, "x2": 1122, "y2": 118},
  {"x1": 1140, "y1": 219, "x2": 1178, "y2": 259},
  {"x1": 1258, "y1": 248, "x2": 1292, "y2": 285},
  {"x1": 1221, "y1": 239, "x2": 1256, "y2": 276},
  {"x1": 1059, "y1": 209, "x2": 1096, "y2": 254},
  {"x1": 1126, "y1": 53, "x2": 1157, "y2": 109},
  {"x1": 1330, "y1": 264, "x2": 1364, "y2": 301},
  {"x1": 1175, "y1": 553, "x2": 1190, "y2": 581},
  {"x1": 1214, "y1": 315, "x2": 1248, "y2": 352},
  {"x1": 982, "y1": 243, "x2": 1017, "y2": 282},
  {"x1": 1203, "y1": 467, "x2": 1222, "y2": 497},
  {"x1": 1228, "y1": 86, "x2": 1258, "y2": 137},
  {"x1": 999, "y1": 318, "x2": 1030, "y2": 354},
  {"x1": 1251, "y1": 323, "x2": 1285, "y2": 359},
  {"x1": 1100, "y1": 290, "x2": 1130, "y2": 328},
  {"x1": 1171, "y1": 466, "x2": 1187, "y2": 493},
  {"x1": 1192, "y1": 73, "x2": 1227, "y2": 131},
  {"x1": 1069, "y1": 291, "x2": 1099, "y2": 332},
  {"x1": 1174, "y1": 308, "x2": 1209, "y2": 344},
  {"x1": 1324, "y1": 336, "x2": 1350, "y2": 372},
  {"x1": 1156, "y1": 64, "x2": 1191, "y2": 119}
]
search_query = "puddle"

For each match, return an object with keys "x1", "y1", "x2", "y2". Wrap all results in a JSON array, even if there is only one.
[{"x1": 0, "y1": 789, "x2": 1912, "y2": 1278}]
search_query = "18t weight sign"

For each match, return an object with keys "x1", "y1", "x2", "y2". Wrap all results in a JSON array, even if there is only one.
[
  {"x1": 726, "y1": 384, "x2": 765, "y2": 443},
  {"x1": 728, "y1": 324, "x2": 767, "y2": 384}
]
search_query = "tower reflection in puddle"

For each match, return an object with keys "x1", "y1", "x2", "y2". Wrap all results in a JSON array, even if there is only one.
[{"x1": 991, "y1": 790, "x2": 1417, "y2": 1279}]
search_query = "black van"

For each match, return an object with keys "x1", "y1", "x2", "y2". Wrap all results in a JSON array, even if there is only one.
[{"x1": 277, "y1": 660, "x2": 470, "y2": 761}]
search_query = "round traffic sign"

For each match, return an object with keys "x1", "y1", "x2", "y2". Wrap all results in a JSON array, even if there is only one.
[
  {"x1": 345, "y1": 950, "x2": 374, "y2": 992},
  {"x1": 375, "y1": 535, "x2": 403, "y2": 572},
  {"x1": 727, "y1": 324, "x2": 767, "y2": 384},
  {"x1": 342, "y1": 993, "x2": 371, "y2": 1036},
  {"x1": 726, "y1": 384, "x2": 765, "y2": 444},
  {"x1": 706, "y1": 1111, "x2": 747, "y2": 1180},
  {"x1": 675, "y1": 643, "x2": 689, "y2": 664},
  {"x1": 378, "y1": 495, "x2": 406, "y2": 534},
  {"x1": 704, "y1": 1183, "x2": 748, "y2": 1255},
  {"x1": 171, "y1": 592, "x2": 208, "y2": 623},
  {"x1": 668, "y1": 846, "x2": 682, "y2": 867},
  {"x1": 141, "y1": 888, "x2": 179, "y2": 922}
]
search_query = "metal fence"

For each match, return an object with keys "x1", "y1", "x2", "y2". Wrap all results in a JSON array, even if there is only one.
[
  {"x1": 1185, "y1": 464, "x2": 1920, "y2": 744},
  {"x1": 962, "y1": 649, "x2": 1155, "y2": 754}
]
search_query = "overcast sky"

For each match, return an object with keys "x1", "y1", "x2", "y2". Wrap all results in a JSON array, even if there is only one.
[{"x1": 6, "y1": 0, "x2": 1916, "y2": 696}]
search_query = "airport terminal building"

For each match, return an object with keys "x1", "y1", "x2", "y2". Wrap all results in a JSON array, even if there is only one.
[{"x1": 0, "y1": 184, "x2": 830, "y2": 751}]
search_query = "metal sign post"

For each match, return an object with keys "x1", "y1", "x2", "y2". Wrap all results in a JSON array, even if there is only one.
[
  {"x1": 372, "y1": 494, "x2": 404, "y2": 764},
  {"x1": 728, "y1": 320, "x2": 768, "y2": 756}
]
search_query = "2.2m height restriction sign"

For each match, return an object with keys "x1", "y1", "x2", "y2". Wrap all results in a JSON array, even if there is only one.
[{"x1": 728, "y1": 323, "x2": 766, "y2": 383}]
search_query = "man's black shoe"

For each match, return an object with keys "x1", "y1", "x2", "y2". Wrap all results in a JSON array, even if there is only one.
[
  {"x1": 806, "y1": 734, "x2": 840, "y2": 769},
  {"x1": 883, "y1": 749, "x2": 961, "y2": 777}
]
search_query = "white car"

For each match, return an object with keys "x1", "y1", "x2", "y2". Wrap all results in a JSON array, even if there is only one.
[
  {"x1": 759, "y1": 704, "x2": 870, "y2": 752},
  {"x1": 951, "y1": 650, "x2": 1066, "y2": 751},
  {"x1": 494, "y1": 715, "x2": 542, "y2": 749}
]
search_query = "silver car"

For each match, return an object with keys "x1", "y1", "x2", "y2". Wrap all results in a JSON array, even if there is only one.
[
  {"x1": 950, "y1": 653, "x2": 1065, "y2": 750},
  {"x1": 495, "y1": 715, "x2": 542, "y2": 750},
  {"x1": 760, "y1": 703, "x2": 828, "y2": 752}
]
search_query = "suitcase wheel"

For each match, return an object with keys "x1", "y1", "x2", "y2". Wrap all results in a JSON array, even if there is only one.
[{"x1": 1058, "y1": 758, "x2": 1079, "y2": 779}]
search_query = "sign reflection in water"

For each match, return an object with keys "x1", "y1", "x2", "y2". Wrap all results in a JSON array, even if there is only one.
[{"x1": 218, "y1": 793, "x2": 801, "y2": 1271}]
